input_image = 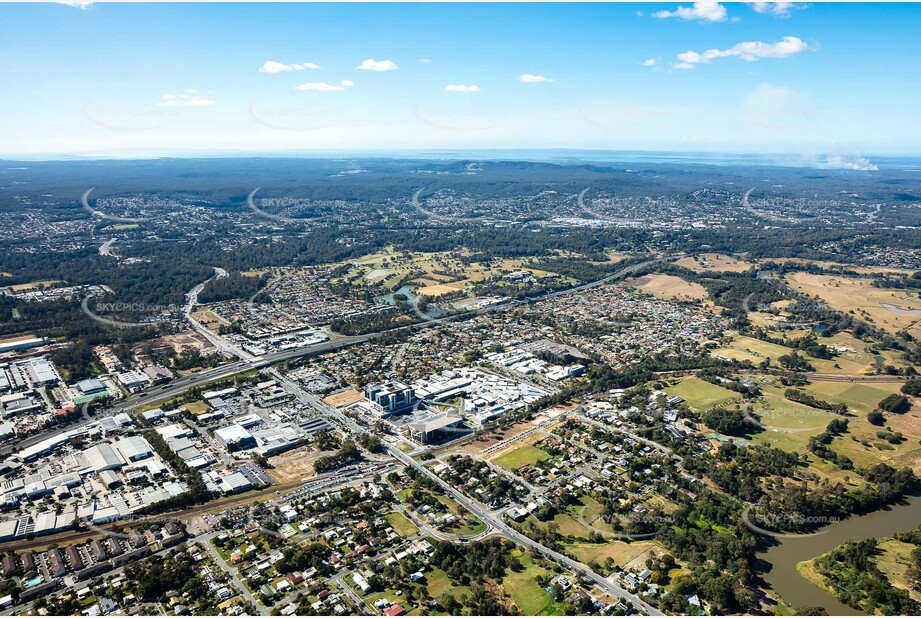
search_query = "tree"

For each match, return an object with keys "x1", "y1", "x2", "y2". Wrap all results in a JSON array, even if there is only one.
[{"x1": 879, "y1": 394, "x2": 910, "y2": 414}]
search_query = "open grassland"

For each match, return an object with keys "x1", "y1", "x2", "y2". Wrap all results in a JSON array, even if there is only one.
[
  {"x1": 751, "y1": 387, "x2": 838, "y2": 452},
  {"x1": 491, "y1": 444, "x2": 551, "y2": 470},
  {"x1": 785, "y1": 272, "x2": 921, "y2": 339},
  {"x1": 665, "y1": 378, "x2": 739, "y2": 412},
  {"x1": 676, "y1": 253, "x2": 754, "y2": 273},
  {"x1": 385, "y1": 512, "x2": 419, "y2": 537},
  {"x1": 564, "y1": 540, "x2": 662, "y2": 569},
  {"x1": 425, "y1": 566, "x2": 471, "y2": 605},
  {"x1": 629, "y1": 273, "x2": 709, "y2": 301},
  {"x1": 711, "y1": 334, "x2": 799, "y2": 366},
  {"x1": 793, "y1": 379, "x2": 921, "y2": 471},
  {"x1": 340, "y1": 248, "x2": 565, "y2": 300},
  {"x1": 876, "y1": 538, "x2": 921, "y2": 601},
  {"x1": 502, "y1": 551, "x2": 562, "y2": 615}
]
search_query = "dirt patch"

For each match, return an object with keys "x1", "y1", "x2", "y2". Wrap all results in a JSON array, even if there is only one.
[
  {"x1": 324, "y1": 389, "x2": 365, "y2": 408},
  {"x1": 268, "y1": 445, "x2": 327, "y2": 482}
]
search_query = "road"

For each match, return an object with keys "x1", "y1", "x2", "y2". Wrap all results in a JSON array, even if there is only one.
[
  {"x1": 200, "y1": 530, "x2": 269, "y2": 613},
  {"x1": 387, "y1": 446, "x2": 664, "y2": 616},
  {"x1": 14, "y1": 252, "x2": 676, "y2": 455}
]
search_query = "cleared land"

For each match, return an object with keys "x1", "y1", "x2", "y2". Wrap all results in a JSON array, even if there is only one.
[
  {"x1": 565, "y1": 540, "x2": 662, "y2": 569},
  {"x1": 712, "y1": 334, "x2": 799, "y2": 366},
  {"x1": 676, "y1": 253, "x2": 753, "y2": 273},
  {"x1": 502, "y1": 551, "x2": 562, "y2": 615},
  {"x1": 340, "y1": 248, "x2": 567, "y2": 302},
  {"x1": 385, "y1": 512, "x2": 419, "y2": 537},
  {"x1": 491, "y1": 444, "x2": 551, "y2": 470},
  {"x1": 323, "y1": 388, "x2": 364, "y2": 408},
  {"x1": 785, "y1": 272, "x2": 921, "y2": 339},
  {"x1": 629, "y1": 273, "x2": 709, "y2": 301},
  {"x1": 665, "y1": 378, "x2": 739, "y2": 412},
  {"x1": 751, "y1": 387, "x2": 838, "y2": 452}
]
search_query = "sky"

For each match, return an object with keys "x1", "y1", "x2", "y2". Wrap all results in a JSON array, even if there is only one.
[{"x1": 0, "y1": 1, "x2": 919, "y2": 162}]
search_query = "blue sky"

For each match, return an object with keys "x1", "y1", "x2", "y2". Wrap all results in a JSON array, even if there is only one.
[{"x1": 1, "y1": 2, "x2": 919, "y2": 161}]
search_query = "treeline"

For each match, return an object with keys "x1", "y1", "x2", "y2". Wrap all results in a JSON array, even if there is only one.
[
  {"x1": 197, "y1": 272, "x2": 268, "y2": 304},
  {"x1": 813, "y1": 538, "x2": 918, "y2": 615},
  {"x1": 313, "y1": 440, "x2": 361, "y2": 473},
  {"x1": 137, "y1": 430, "x2": 214, "y2": 514},
  {"x1": 785, "y1": 388, "x2": 849, "y2": 414}
]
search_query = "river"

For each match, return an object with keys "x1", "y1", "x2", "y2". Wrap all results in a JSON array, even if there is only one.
[{"x1": 758, "y1": 495, "x2": 921, "y2": 614}]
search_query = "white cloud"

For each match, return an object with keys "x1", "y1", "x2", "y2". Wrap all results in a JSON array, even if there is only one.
[
  {"x1": 295, "y1": 80, "x2": 354, "y2": 92},
  {"x1": 642, "y1": 58, "x2": 657, "y2": 67},
  {"x1": 749, "y1": 2, "x2": 807, "y2": 17},
  {"x1": 355, "y1": 58, "x2": 399, "y2": 71},
  {"x1": 654, "y1": 1, "x2": 728, "y2": 22},
  {"x1": 420, "y1": 58, "x2": 432, "y2": 64},
  {"x1": 445, "y1": 84, "x2": 480, "y2": 92},
  {"x1": 824, "y1": 155, "x2": 878, "y2": 171},
  {"x1": 259, "y1": 61, "x2": 321, "y2": 73},
  {"x1": 519, "y1": 74, "x2": 555, "y2": 83},
  {"x1": 157, "y1": 91, "x2": 216, "y2": 107},
  {"x1": 675, "y1": 35, "x2": 811, "y2": 68}
]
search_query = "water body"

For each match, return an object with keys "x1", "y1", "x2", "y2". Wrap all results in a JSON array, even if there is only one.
[
  {"x1": 758, "y1": 495, "x2": 921, "y2": 615},
  {"x1": 376, "y1": 285, "x2": 420, "y2": 306},
  {"x1": 881, "y1": 303, "x2": 921, "y2": 316}
]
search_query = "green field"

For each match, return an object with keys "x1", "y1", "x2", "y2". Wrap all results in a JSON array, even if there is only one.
[
  {"x1": 751, "y1": 387, "x2": 838, "y2": 452},
  {"x1": 502, "y1": 552, "x2": 562, "y2": 615},
  {"x1": 492, "y1": 444, "x2": 551, "y2": 471},
  {"x1": 385, "y1": 512, "x2": 419, "y2": 537},
  {"x1": 712, "y1": 335, "x2": 796, "y2": 366},
  {"x1": 665, "y1": 378, "x2": 739, "y2": 412},
  {"x1": 425, "y1": 567, "x2": 471, "y2": 603}
]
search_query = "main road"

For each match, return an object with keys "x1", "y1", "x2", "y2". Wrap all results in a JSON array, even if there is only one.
[
  {"x1": 387, "y1": 446, "x2": 664, "y2": 616},
  {"x1": 6, "y1": 254, "x2": 677, "y2": 459}
]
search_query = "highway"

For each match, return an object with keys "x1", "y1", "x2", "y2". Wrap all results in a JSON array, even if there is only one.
[{"x1": 7, "y1": 254, "x2": 677, "y2": 459}]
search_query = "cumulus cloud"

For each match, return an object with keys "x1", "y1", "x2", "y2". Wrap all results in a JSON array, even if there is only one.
[
  {"x1": 445, "y1": 84, "x2": 480, "y2": 92},
  {"x1": 519, "y1": 74, "x2": 555, "y2": 83},
  {"x1": 259, "y1": 61, "x2": 321, "y2": 73},
  {"x1": 825, "y1": 156, "x2": 878, "y2": 171},
  {"x1": 355, "y1": 58, "x2": 399, "y2": 71},
  {"x1": 295, "y1": 80, "x2": 354, "y2": 92},
  {"x1": 749, "y1": 2, "x2": 807, "y2": 17},
  {"x1": 654, "y1": 1, "x2": 728, "y2": 22},
  {"x1": 420, "y1": 58, "x2": 432, "y2": 64},
  {"x1": 157, "y1": 91, "x2": 216, "y2": 107},
  {"x1": 674, "y1": 35, "x2": 811, "y2": 68},
  {"x1": 57, "y1": 0, "x2": 93, "y2": 8},
  {"x1": 642, "y1": 58, "x2": 657, "y2": 66}
]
